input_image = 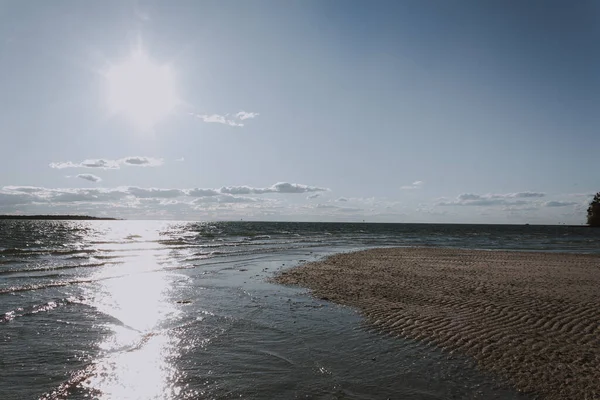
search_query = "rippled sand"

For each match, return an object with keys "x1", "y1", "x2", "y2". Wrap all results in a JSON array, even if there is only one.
[{"x1": 274, "y1": 248, "x2": 600, "y2": 400}]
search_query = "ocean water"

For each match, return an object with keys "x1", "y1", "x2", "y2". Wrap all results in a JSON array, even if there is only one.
[{"x1": 1, "y1": 220, "x2": 598, "y2": 400}]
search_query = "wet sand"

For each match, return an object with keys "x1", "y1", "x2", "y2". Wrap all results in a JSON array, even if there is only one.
[{"x1": 274, "y1": 248, "x2": 600, "y2": 400}]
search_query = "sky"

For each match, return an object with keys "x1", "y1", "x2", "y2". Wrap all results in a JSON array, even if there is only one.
[{"x1": 0, "y1": 0, "x2": 597, "y2": 223}]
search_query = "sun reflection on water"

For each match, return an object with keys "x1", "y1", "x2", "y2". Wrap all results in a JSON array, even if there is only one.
[{"x1": 80, "y1": 222, "x2": 186, "y2": 399}]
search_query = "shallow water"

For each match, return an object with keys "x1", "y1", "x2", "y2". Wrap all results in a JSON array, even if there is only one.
[{"x1": 2, "y1": 220, "x2": 597, "y2": 399}]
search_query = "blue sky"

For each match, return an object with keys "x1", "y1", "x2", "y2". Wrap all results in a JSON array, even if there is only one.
[{"x1": 0, "y1": 0, "x2": 597, "y2": 223}]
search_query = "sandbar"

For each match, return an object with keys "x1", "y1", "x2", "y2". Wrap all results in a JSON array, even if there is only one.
[{"x1": 274, "y1": 247, "x2": 600, "y2": 399}]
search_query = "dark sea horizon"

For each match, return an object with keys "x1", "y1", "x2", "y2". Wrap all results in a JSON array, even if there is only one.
[{"x1": 1, "y1": 220, "x2": 599, "y2": 399}]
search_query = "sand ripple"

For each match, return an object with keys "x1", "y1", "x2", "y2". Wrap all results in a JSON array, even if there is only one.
[{"x1": 274, "y1": 248, "x2": 600, "y2": 399}]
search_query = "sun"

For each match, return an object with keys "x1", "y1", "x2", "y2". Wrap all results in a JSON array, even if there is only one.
[{"x1": 105, "y1": 50, "x2": 178, "y2": 129}]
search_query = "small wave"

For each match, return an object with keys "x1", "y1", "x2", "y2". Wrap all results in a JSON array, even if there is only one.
[
  {"x1": 39, "y1": 363, "x2": 98, "y2": 400},
  {"x1": 0, "y1": 258, "x2": 26, "y2": 265},
  {"x1": 180, "y1": 243, "x2": 326, "y2": 264},
  {"x1": 50, "y1": 249, "x2": 97, "y2": 256},
  {"x1": 1, "y1": 296, "x2": 84, "y2": 323},
  {"x1": 0, "y1": 261, "x2": 120, "y2": 276},
  {"x1": 93, "y1": 254, "x2": 127, "y2": 260},
  {"x1": 65, "y1": 255, "x2": 91, "y2": 260},
  {"x1": 0, "y1": 248, "x2": 97, "y2": 257},
  {"x1": 243, "y1": 235, "x2": 271, "y2": 241},
  {"x1": 0, "y1": 279, "x2": 94, "y2": 295},
  {"x1": 0, "y1": 248, "x2": 42, "y2": 256},
  {"x1": 158, "y1": 239, "x2": 191, "y2": 246}
]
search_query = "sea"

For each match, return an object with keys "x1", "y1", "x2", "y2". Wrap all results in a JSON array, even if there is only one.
[{"x1": 1, "y1": 220, "x2": 599, "y2": 400}]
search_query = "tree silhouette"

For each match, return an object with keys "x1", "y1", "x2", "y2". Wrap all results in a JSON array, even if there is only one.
[{"x1": 587, "y1": 192, "x2": 600, "y2": 227}]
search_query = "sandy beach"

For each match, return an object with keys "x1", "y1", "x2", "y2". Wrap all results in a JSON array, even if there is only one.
[{"x1": 274, "y1": 247, "x2": 600, "y2": 400}]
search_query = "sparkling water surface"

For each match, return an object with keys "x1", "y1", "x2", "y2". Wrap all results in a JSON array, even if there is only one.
[{"x1": 1, "y1": 221, "x2": 598, "y2": 399}]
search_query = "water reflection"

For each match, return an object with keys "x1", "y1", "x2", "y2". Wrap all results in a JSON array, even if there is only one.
[{"x1": 81, "y1": 222, "x2": 183, "y2": 399}]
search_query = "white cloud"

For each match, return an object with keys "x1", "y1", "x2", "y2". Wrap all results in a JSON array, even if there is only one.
[
  {"x1": 50, "y1": 157, "x2": 163, "y2": 170},
  {"x1": 76, "y1": 174, "x2": 102, "y2": 183},
  {"x1": 401, "y1": 181, "x2": 424, "y2": 190},
  {"x1": 48, "y1": 162, "x2": 75, "y2": 169},
  {"x1": 121, "y1": 156, "x2": 163, "y2": 167},
  {"x1": 0, "y1": 181, "x2": 328, "y2": 210},
  {"x1": 192, "y1": 113, "x2": 243, "y2": 127},
  {"x1": 1, "y1": 187, "x2": 130, "y2": 204},
  {"x1": 81, "y1": 159, "x2": 119, "y2": 169},
  {"x1": 235, "y1": 111, "x2": 259, "y2": 120},
  {"x1": 187, "y1": 188, "x2": 220, "y2": 197},
  {"x1": 272, "y1": 182, "x2": 326, "y2": 194},
  {"x1": 189, "y1": 110, "x2": 259, "y2": 127},
  {"x1": 336, "y1": 197, "x2": 349, "y2": 202},
  {"x1": 307, "y1": 193, "x2": 321, "y2": 199},
  {"x1": 219, "y1": 185, "x2": 264, "y2": 195}
]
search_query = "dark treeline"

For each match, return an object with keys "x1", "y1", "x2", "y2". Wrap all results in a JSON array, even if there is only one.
[
  {"x1": 0, "y1": 215, "x2": 119, "y2": 220},
  {"x1": 588, "y1": 192, "x2": 600, "y2": 227}
]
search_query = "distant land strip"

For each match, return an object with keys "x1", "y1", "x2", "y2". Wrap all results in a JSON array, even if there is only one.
[
  {"x1": 0, "y1": 215, "x2": 119, "y2": 220},
  {"x1": 274, "y1": 247, "x2": 600, "y2": 400}
]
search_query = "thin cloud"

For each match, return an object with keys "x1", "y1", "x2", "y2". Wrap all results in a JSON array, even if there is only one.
[
  {"x1": 189, "y1": 110, "x2": 259, "y2": 127},
  {"x1": 2, "y1": 186, "x2": 41, "y2": 193},
  {"x1": 0, "y1": 192, "x2": 36, "y2": 206},
  {"x1": 50, "y1": 157, "x2": 163, "y2": 170},
  {"x1": 127, "y1": 187, "x2": 185, "y2": 199},
  {"x1": 315, "y1": 204, "x2": 338, "y2": 209},
  {"x1": 337, "y1": 207, "x2": 363, "y2": 213},
  {"x1": 220, "y1": 182, "x2": 328, "y2": 195},
  {"x1": 76, "y1": 174, "x2": 102, "y2": 183},
  {"x1": 544, "y1": 201, "x2": 578, "y2": 207},
  {"x1": 194, "y1": 194, "x2": 260, "y2": 204},
  {"x1": 438, "y1": 192, "x2": 546, "y2": 206},
  {"x1": 50, "y1": 159, "x2": 118, "y2": 169},
  {"x1": 307, "y1": 193, "x2": 321, "y2": 199},
  {"x1": 192, "y1": 114, "x2": 243, "y2": 127},
  {"x1": 503, "y1": 192, "x2": 546, "y2": 198},
  {"x1": 0, "y1": 181, "x2": 329, "y2": 207},
  {"x1": 121, "y1": 156, "x2": 163, "y2": 166},
  {"x1": 401, "y1": 181, "x2": 424, "y2": 190}
]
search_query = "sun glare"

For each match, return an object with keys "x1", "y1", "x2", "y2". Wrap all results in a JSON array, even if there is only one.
[{"x1": 105, "y1": 50, "x2": 178, "y2": 129}]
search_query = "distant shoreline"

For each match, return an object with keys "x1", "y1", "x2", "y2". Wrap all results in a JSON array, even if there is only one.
[{"x1": 0, "y1": 215, "x2": 119, "y2": 220}]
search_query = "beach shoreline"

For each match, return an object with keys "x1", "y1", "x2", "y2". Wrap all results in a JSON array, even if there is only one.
[{"x1": 274, "y1": 247, "x2": 600, "y2": 400}]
